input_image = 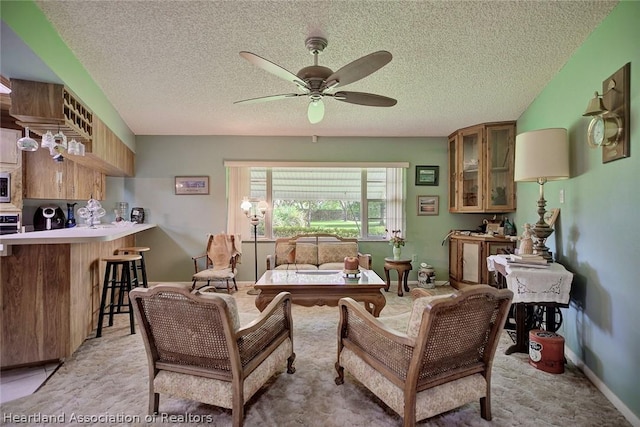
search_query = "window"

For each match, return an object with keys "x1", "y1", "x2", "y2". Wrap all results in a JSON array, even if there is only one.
[{"x1": 226, "y1": 162, "x2": 408, "y2": 240}]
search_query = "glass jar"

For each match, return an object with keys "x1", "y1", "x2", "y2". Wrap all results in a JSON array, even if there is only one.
[{"x1": 115, "y1": 202, "x2": 128, "y2": 222}]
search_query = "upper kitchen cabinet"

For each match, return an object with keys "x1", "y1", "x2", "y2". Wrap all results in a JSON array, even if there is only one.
[
  {"x1": 10, "y1": 79, "x2": 134, "y2": 177},
  {"x1": 448, "y1": 121, "x2": 516, "y2": 213},
  {"x1": 22, "y1": 146, "x2": 104, "y2": 200}
]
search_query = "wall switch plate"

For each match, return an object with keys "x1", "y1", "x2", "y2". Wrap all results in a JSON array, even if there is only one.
[
  {"x1": 412, "y1": 254, "x2": 417, "y2": 262},
  {"x1": 559, "y1": 189, "x2": 565, "y2": 204}
]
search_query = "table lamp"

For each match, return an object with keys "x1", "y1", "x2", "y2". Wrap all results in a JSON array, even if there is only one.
[{"x1": 514, "y1": 128, "x2": 569, "y2": 261}]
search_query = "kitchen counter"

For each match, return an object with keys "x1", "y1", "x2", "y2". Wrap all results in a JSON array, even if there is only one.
[
  {"x1": 0, "y1": 223, "x2": 156, "y2": 246},
  {"x1": 0, "y1": 223, "x2": 156, "y2": 368}
]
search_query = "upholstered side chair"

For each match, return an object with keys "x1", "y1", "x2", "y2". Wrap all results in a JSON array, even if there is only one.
[
  {"x1": 130, "y1": 284, "x2": 295, "y2": 427},
  {"x1": 335, "y1": 284, "x2": 513, "y2": 426}
]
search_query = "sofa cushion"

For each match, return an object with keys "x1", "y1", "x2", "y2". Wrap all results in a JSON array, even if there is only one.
[
  {"x1": 274, "y1": 264, "x2": 318, "y2": 270},
  {"x1": 275, "y1": 242, "x2": 296, "y2": 266},
  {"x1": 295, "y1": 243, "x2": 318, "y2": 265},
  {"x1": 318, "y1": 242, "x2": 358, "y2": 265},
  {"x1": 318, "y1": 262, "x2": 347, "y2": 270}
]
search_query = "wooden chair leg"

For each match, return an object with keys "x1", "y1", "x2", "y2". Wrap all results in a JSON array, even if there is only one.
[
  {"x1": 480, "y1": 396, "x2": 492, "y2": 420},
  {"x1": 287, "y1": 352, "x2": 296, "y2": 374},
  {"x1": 334, "y1": 361, "x2": 344, "y2": 385}
]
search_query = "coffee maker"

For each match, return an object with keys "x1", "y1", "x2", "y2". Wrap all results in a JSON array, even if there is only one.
[{"x1": 34, "y1": 205, "x2": 66, "y2": 231}]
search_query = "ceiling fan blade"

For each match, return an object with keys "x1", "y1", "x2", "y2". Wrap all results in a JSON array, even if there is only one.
[
  {"x1": 308, "y1": 99, "x2": 325, "y2": 124},
  {"x1": 239, "y1": 52, "x2": 308, "y2": 89},
  {"x1": 325, "y1": 51, "x2": 392, "y2": 89},
  {"x1": 234, "y1": 93, "x2": 302, "y2": 105},
  {"x1": 333, "y1": 91, "x2": 397, "y2": 107}
]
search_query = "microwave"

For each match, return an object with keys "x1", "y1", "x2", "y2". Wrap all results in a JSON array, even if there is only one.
[
  {"x1": 0, "y1": 172, "x2": 9, "y2": 203},
  {"x1": 0, "y1": 213, "x2": 20, "y2": 235}
]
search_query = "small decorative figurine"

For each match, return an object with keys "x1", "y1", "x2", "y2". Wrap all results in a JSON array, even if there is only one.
[{"x1": 519, "y1": 223, "x2": 534, "y2": 255}]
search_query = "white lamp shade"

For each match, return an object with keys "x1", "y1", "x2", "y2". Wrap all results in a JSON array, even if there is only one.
[{"x1": 514, "y1": 128, "x2": 570, "y2": 182}]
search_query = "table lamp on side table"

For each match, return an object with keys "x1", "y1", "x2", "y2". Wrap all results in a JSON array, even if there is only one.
[
  {"x1": 514, "y1": 128, "x2": 570, "y2": 262},
  {"x1": 241, "y1": 198, "x2": 268, "y2": 295}
]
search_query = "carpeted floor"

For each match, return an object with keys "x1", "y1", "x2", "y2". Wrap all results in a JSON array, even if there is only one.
[{"x1": 0, "y1": 283, "x2": 631, "y2": 427}]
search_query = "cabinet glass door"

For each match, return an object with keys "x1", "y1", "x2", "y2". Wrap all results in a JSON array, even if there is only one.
[
  {"x1": 486, "y1": 124, "x2": 515, "y2": 211},
  {"x1": 460, "y1": 127, "x2": 482, "y2": 210},
  {"x1": 448, "y1": 136, "x2": 458, "y2": 211}
]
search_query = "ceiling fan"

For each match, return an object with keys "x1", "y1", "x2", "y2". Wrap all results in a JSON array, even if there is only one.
[{"x1": 234, "y1": 37, "x2": 397, "y2": 124}]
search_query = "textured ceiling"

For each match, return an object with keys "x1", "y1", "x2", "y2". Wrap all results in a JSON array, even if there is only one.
[{"x1": 29, "y1": 0, "x2": 616, "y2": 137}]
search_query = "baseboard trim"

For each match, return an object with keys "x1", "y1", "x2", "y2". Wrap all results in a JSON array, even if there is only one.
[{"x1": 565, "y1": 346, "x2": 640, "y2": 427}]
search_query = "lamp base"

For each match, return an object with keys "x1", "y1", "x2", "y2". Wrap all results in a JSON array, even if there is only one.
[
  {"x1": 247, "y1": 287, "x2": 261, "y2": 295},
  {"x1": 532, "y1": 222, "x2": 554, "y2": 262}
]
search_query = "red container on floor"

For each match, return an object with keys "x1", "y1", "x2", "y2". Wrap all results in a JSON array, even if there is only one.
[{"x1": 529, "y1": 329, "x2": 565, "y2": 374}]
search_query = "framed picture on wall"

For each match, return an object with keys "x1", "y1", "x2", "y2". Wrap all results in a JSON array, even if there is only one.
[
  {"x1": 417, "y1": 195, "x2": 439, "y2": 216},
  {"x1": 415, "y1": 165, "x2": 439, "y2": 186},
  {"x1": 175, "y1": 176, "x2": 210, "y2": 195}
]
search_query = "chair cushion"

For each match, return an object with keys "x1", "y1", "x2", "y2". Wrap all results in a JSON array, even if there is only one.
[
  {"x1": 406, "y1": 295, "x2": 453, "y2": 339},
  {"x1": 294, "y1": 243, "x2": 318, "y2": 265},
  {"x1": 340, "y1": 347, "x2": 486, "y2": 421},
  {"x1": 199, "y1": 292, "x2": 240, "y2": 331},
  {"x1": 192, "y1": 268, "x2": 235, "y2": 281},
  {"x1": 153, "y1": 337, "x2": 292, "y2": 409},
  {"x1": 317, "y1": 242, "x2": 358, "y2": 264}
]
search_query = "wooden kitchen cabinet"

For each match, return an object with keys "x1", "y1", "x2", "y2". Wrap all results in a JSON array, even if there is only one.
[
  {"x1": 449, "y1": 233, "x2": 516, "y2": 288},
  {"x1": 22, "y1": 146, "x2": 104, "y2": 200},
  {"x1": 448, "y1": 121, "x2": 516, "y2": 213},
  {"x1": 10, "y1": 79, "x2": 135, "y2": 177}
]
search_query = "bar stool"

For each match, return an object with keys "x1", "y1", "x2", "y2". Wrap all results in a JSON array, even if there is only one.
[
  {"x1": 96, "y1": 254, "x2": 142, "y2": 338},
  {"x1": 115, "y1": 246, "x2": 150, "y2": 288}
]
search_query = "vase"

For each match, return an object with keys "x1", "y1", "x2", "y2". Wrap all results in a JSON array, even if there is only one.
[{"x1": 392, "y1": 246, "x2": 402, "y2": 260}]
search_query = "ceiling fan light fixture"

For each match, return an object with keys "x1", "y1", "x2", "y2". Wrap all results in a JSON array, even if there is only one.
[{"x1": 308, "y1": 100, "x2": 325, "y2": 124}]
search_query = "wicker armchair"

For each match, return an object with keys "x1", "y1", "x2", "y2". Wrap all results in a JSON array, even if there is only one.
[
  {"x1": 130, "y1": 284, "x2": 295, "y2": 427},
  {"x1": 335, "y1": 285, "x2": 513, "y2": 426}
]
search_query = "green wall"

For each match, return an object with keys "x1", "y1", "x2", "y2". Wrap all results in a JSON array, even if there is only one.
[
  {"x1": 514, "y1": 1, "x2": 639, "y2": 421},
  {"x1": 132, "y1": 135, "x2": 487, "y2": 282}
]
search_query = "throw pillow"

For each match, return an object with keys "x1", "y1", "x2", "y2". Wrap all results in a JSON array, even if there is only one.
[{"x1": 295, "y1": 243, "x2": 318, "y2": 265}]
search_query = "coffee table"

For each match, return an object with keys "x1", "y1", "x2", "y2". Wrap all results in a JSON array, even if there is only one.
[{"x1": 254, "y1": 270, "x2": 387, "y2": 317}]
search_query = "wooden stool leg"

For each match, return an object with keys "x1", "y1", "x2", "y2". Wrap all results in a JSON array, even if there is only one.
[
  {"x1": 96, "y1": 263, "x2": 112, "y2": 338},
  {"x1": 108, "y1": 263, "x2": 119, "y2": 326},
  {"x1": 139, "y1": 255, "x2": 148, "y2": 288},
  {"x1": 123, "y1": 262, "x2": 135, "y2": 335}
]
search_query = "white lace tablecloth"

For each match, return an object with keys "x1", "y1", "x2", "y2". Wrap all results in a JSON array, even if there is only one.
[{"x1": 487, "y1": 255, "x2": 573, "y2": 304}]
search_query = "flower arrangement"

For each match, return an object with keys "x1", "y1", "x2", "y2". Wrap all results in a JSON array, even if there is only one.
[{"x1": 386, "y1": 229, "x2": 405, "y2": 248}]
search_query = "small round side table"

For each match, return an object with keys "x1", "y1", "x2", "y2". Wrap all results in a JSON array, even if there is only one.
[{"x1": 383, "y1": 257, "x2": 413, "y2": 296}]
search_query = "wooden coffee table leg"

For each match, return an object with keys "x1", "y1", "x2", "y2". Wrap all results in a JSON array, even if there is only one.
[
  {"x1": 384, "y1": 268, "x2": 391, "y2": 292},
  {"x1": 371, "y1": 295, "x2": 386, "y2": 317}
]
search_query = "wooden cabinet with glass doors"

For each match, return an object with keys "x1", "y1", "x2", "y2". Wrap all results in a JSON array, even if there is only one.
[{"x1": 448, "y1": 121, "x2": 516, "y2": 213}]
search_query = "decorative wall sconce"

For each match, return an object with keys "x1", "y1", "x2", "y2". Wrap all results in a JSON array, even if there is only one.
[{"x1": 582, "y1": 62, "x2": 630, "y2": 163}]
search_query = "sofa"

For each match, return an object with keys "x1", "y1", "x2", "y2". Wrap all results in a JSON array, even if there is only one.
[{"x1": 267, "y1": 233, "x2": 372, "y2": 271}]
